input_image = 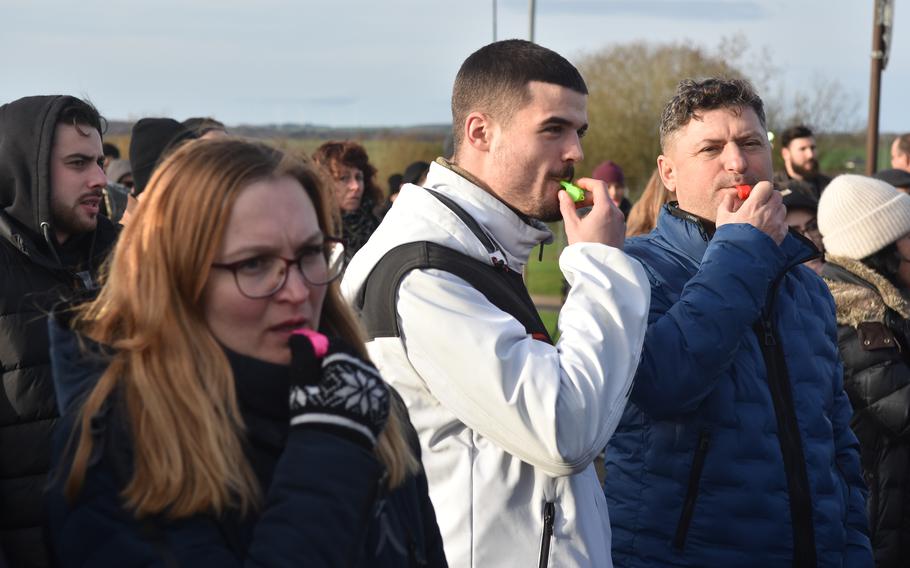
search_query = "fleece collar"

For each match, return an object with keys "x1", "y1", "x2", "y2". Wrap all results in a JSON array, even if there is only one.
[{"x1": 823, "y1": 255, "x2": 910, "y2": 326}]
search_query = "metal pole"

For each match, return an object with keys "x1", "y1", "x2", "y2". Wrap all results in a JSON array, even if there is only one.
[
  {"x1": 866, "y1": 0, "x2": 885, "y2": 175},
  {"x1": 528, "y1": 0, "x2": 536, "y2": 43},
  {"x1": 493, "y1": 0, "x2": 497, "y2": 42}
]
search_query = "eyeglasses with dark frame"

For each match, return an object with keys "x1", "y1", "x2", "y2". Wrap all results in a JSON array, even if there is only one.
[
  {"x1": 790, "y1": 218, "x2": 821, "y2": 240},
  {"x1": 211, "y1": 238, "x2": 346, "y2": 299}
]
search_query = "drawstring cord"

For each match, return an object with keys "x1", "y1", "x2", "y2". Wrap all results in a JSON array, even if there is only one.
[{"x1": 39, "y1": 222, "x2": 63, "y2": 266}]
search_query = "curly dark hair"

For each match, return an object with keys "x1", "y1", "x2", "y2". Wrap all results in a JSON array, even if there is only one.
[
  {"x1": 312, "y1": 141, "x2": 383, "y2": 207},
  {"x1": 57, "y1": 97, "x2": 106, "y2": 136},
  {"x1": 659, "y1": 77, "x2": 766, "y2": 151}
]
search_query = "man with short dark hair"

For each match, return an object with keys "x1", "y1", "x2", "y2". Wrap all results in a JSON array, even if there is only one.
[
  {"x1": 774, "y1": 124, "x2": 832, "y2": 197},
  {"x1": 892, "y1": 133, "x2": 910, "y2": 173},
  {"x1": 342, "y1": 39, "x2": 650, "y2": 567},
  {"x1": 0, "y1": 96, "x2": 118, "y2": 566},
  {"x1": 604, "y1": 78, "x2": 871, "y2": 566}
]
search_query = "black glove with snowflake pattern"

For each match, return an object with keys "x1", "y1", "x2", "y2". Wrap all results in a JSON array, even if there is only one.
[{"x1": 289, "y1": 330, "x2": 389, "y2": 450}]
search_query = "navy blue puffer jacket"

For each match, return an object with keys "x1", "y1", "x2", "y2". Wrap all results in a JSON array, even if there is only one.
[{"x1": 604, "y1": 205, "x2": 872, "y2": 567}]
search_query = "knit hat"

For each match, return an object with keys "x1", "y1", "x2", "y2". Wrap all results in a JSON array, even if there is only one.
[
  {"x1": 781, "y1": 180, "x2": 818, "y2": 213},
  {"x1": 592, "y1": 160, "x2": 624, "y2": 185},
  {"x1": 129, "y1": 118, "x2": 197, "y2": 196},
  {"x1": 817, "y1": 174, "x2": 910, "y2": 260}
]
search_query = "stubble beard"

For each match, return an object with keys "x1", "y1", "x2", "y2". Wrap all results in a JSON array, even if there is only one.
[
  {"x1": 52, "y1": 199, "x2": 98, "y2": 241},
  {"x1": 534, "y1": 163, "x2": 576, "y2": 222},
  {"x1": 791, "y1": 158, "x2": 819, "y2": 179}
]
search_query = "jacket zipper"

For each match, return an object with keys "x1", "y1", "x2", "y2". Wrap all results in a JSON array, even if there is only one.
[
  {"x1": 753, "y1": 316, "x2": 817, "y2": 567},
  {"x1": 537, "y1": 501, "x2": 555, "y2": 568},
  {"x1": 672, "y1": 430, "x2": 711, "y2": 550}
]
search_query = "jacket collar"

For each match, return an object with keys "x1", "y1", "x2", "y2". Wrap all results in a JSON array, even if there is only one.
[
  {"x1": 0, "y1": 210, "x2": 118, "y2": 289},
  {"x1": 426, "y1": 159, "x2": 553, "y2": 271},
  {"x1": 823, "y1": 255, "x2": 910, "y2": 326},
  {"x1": 225, "y1": 348, "x2": 290, "y2": 422},
  {"x1": 49, "y1": 315, "x2": 290, "y2": 424},
  {"x1": 657, "y1": 202, "x2": 818, "y2": 267}
]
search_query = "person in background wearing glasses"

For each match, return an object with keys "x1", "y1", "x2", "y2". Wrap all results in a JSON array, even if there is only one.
[
  {"x1": 782, "y1": 180, "x2": 825, "y2": 274},
  {"x1": 818, "y1": 174, "x2": 910, "y2": 568},
  {"x1": 313, "y1": 141, "x2": 384, "y2": 261},
  {"x1": 45, "y1": 139, "x2": 446, "y2": 567}
]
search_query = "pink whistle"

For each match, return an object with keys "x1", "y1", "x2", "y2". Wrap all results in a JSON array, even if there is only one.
[{"x1": 291, "y1": 328, "x2": 329, "y2": 358}]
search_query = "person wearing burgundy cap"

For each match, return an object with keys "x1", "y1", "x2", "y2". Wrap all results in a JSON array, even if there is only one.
[{"x1": 591, "y1": 160, "x2": 631, "y2": 218}]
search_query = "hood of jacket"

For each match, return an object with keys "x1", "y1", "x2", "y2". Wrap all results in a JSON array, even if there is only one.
[
  {"x1": 1, "y1": 96, "x2": 119, "y2": 276},
  {"x1": 823, "y1": 254, "x2": 910, "y2": 326},
  {"x1": 0, "y1": 95, "x2": 87, "y2": 238}
]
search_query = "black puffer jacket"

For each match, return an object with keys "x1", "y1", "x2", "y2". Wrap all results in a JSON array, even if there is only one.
[
  {"x1": 0, "y1": 95, "x2": 118, "y2": 567},
  {"x1": 824, "y1": 255, "x2": 910, "y2": 568}
]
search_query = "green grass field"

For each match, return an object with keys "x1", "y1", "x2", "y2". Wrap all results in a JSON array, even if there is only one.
[
  {"x1": 525, "y1": 224, "x2": 564, "y2": 339},
  {"x1": 525, "y1": 229, "x2": 565, "y2": 297}
]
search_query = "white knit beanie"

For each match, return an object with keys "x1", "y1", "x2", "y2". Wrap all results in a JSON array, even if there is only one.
[{"x1": 817, "y1": 174, "x2": 910, "y2": 260}]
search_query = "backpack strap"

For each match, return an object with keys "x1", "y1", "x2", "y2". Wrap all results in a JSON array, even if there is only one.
[
  {"x1": 356, "y1": 188, "x2": 552, "y2": 344},
  {"x1": 357, "y1": 242, "x2": 551, "y2": 344},
  {"x1": 423, "y1": 188, "x2": 508, "y2": 268}
]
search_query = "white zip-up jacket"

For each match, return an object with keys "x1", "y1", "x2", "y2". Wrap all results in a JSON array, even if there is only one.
[{"x1": 342, "y1": 161, "x2": 650, "y2": 567}]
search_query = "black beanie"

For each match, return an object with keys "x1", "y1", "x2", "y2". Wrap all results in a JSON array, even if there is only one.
[
  {"x1": 129, "y1": 118, "x2": 197, "y2": 196},
  {"x1": 781, "y1": 179, "x2": 819, "y2": 213},
  {"x1": 402, "y1": 161, "x2": 431, "y2": 186},
  {"x1": 873, "y1": 168, "x2": 910, "y2": 191}
]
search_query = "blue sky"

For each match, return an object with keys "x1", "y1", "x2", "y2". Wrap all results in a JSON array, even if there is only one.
[{"x1": 1, "y1": 0, "x2": 907, "y2": 132}]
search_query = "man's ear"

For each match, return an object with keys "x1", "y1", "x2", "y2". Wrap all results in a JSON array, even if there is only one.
[
  {"x1": 657, "y1": 154, "x2": 677, "y2": 195},
  {"x1": 781, "y1": 145, "x2": 791, "y2": 163},
  {"x1": 464, "y1": 112, "x2": 492, "y2": 153}
]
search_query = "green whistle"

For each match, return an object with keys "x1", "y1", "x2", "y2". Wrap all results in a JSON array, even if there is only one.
[{"x1": 560, "y1": 181, "x2": 585, "y2": 203}]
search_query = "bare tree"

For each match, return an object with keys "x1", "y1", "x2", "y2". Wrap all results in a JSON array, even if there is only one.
[
  {"x1": 577, "y1": 40, "x2": 748, "y2": 197},
  {"x1": 575, "y1": 37, "x2": 858, "y2": 197}
]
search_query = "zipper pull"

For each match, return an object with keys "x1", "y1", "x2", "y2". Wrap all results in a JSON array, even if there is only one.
[
  {"x1": 543, "y1": 502, "x2": 555, "y2": 535},
  {"x1": 538, "y1": 501, "x2": 556, "y2": 568}
]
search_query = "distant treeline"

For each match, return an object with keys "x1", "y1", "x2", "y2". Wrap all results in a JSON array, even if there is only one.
[{"x1": 104, "y1": 120, "x2": 450, "y2": 142}]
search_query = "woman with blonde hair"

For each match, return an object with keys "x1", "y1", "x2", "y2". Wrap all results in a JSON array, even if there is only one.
[
  {"x1": 626, "y1": 168, "x2": 671, "y2": 237},
  {"x1": 47, "y1": 139, "x2": 446, "y2": 566}
]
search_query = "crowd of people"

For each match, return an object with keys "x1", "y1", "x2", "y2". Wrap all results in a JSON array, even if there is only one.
[{"x1": 1, "y1": 38, "x2": 909, "y2": 568}]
